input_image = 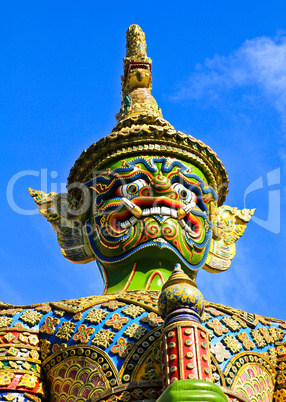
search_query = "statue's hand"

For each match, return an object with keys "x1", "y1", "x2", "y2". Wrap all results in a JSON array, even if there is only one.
[{"x1": 156, "y1": 379, "x2": 227, "y2": 402}]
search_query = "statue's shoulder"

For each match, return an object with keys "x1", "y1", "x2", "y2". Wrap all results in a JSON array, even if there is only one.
[
  {"x1": 0, "y1": 303, "x2": 47, "y2": 400},
  {"x1": 39, "y1": 291, "x2": 164, "y2": 401},
  {"x1": 49, "y1": 290, "x2": 161, "y2": 314},
  {"x1": 203, "y1": 300, "x2": 286, "y2": 394},
  {"x1": 0, "y1": 292, "x2": 164, "y2": 400}
]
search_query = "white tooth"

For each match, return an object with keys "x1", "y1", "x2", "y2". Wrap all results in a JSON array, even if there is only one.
[
  {"x1": 142, "y1": 208, "x2": 150, "y2": 216},
  {"x1": 161, "y1": 207, "x2": 171, "y2": 215},
  {"x1": 185, "y1": 223, "x2": 200, "y2": 238},
  {"x1": 152, "y1": 207, "x2": 160, "y2": 214},
  {"x1": 129, "y1": 216, "x2": 138, "y2": 225},
  {"x1": 191, "y1": 201, "x2": 196, "y2": 208},
  {"x1": 170, "y1": 209, "x2": 177, "y2": 218},
  {"x1": 122, "y1": 197, "x2": 136, "y2": 210},
  {"x1": 183, "y1": 204, "x2": 194, "y2": 213},
  {"x1": 179, "y1": 220, "x2": 186, "y2": 228},
  {"x1": 121, "y1": 220, "x2": 131, "y2": 228}
]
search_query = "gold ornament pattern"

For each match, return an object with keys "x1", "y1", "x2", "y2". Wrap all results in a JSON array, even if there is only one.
[
  {"x1": 122, "y1": 304, "x2": 145, "y2": 318},
  {"x1": 85, "y1": 308, "x2": 108, "y2": 324},
  {"x1": 268, "y1": 326, "x2": 285, "y2": 341},
  {"x1": 19, "y1": 310, "x2": 43, "y2": 326},
  {"x1": 101, "y1": 300, "x2": 126, "y2": 311},
  {"x1": 206, "y1": 319, "x2": 228, "y2": 336},
  {"x1": 55, "y1": 321, "x2": 76, "y2": 340},
  {"x1": 0, "y1": 317, "x2": 13, "y2": 327},
  {"x1": 222, "y1": 334, "x2": 242, "y2": 353},
  {"x1": 105, "y1": 313, "x2": 129, "y2": 331},
  {"x1": 0, "y1": 372, "x2": 14, "y2": 385},
  {"x1": 275, "y1": 389, "x2": 286, "y2": 401},
  {"x1": 18, "y1": 374, "x2": 37, "y2": 389},
  {"x1": 110, "y1": 337, "x2": 134, "y2": 358},
  {"x1": 73, "y1": 324, "x2": 95, "y2": 343},
  {"x1": 124, "y1": 323, "x2": 147, "y2": 340},
  {"x1": 140, "y1": 312, "x2": 163, "y2": 327},
  {"x1": 40, "y1": 316, "x2": 59, "y2": 334},
  {"x1": 35, "y1": 303, "x2": 51, "y2": 312},
  {"x1": 40, "y1": 339, "x2": 51, "y2": 360},
  {"x1": 92, "y1": 329, "x2": 115, "y2": 349},
  {"x1": 221, "y1": 316, "x2": 241, "y2": 332},
  {"x1": 252, "y1": 329, "x2": 266, "y2": 348},
  {"x1": 237, "y1": 332, "x2": 255, "y2": 350}
]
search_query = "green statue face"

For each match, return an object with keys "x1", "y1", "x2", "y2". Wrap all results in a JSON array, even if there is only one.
[{"x1": 86, "y1": 155, "x2": 217, "y2": 278}]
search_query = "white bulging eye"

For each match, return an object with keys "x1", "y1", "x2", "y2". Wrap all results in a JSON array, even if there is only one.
[
  {"x1": 117, "y1": 179, "x2": 147, "y2": 197},
  {"x1": 172, "y1": 183, "x2": 197, "y2": 204}
]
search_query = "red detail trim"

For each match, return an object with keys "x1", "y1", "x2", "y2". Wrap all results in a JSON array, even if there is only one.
[
  {"x1": 145, "y1": 271, "x2": 165, "y2": 290},
  {"x1": 122, "y1": 263, "x2": 137, "y2": 292},
  {"x1": 102, "y1": 265, "x2": 109, "y2": 295}
]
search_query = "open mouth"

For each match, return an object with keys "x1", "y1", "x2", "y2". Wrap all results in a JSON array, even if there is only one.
[
  {"x1": 127, "y1": 62, "x2": 151, "y2": 72},
  {"x1": 117, "y1": 197, "x2": 201, "y2": 237}
]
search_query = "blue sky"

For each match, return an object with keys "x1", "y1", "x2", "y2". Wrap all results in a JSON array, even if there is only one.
[{"x1": 1, "y1": 1, "x2": 286, "y2": 319}]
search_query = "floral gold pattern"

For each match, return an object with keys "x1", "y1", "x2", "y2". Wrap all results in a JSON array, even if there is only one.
[
  {"x1": 85, "y1": 308, "x2": 108, "y2": 324},
  {"x1": 0, "y1": 317, "x2": 13, "y2": 327},
  {"x1": 105, "y1": 313, "x2": 129, "y2": 331},
  {"x1": 0, "y1": 372, "x2": 14, "y2": 385},
  {"x1": 122, "y1": 304, "x2": 145, "y2": 318},
  {"x1": 206, "y1": 319, "x2": 228, "y2": 336},
  {"x1": 140, "y1": 312, "x2": 163, "y2": 327},
  {"x1": 237, "y1": 332, "x2": 255, "y2": 350},
  {"x1": 55, "y1": 321, "x2": 76, "y2": 340},
  {"x1": 40, "y1": 316, "x2": 59, "y2": 334},
  {"x1": 73, "y1": 324, "x2": 95, "y2": 343},
  {"x1": 40, "y1": 339, "x2": 51, "y2": 360},
  {"x1": 19, "y1": 310, "x2": 43, "y2": 326},
  {"x1": 221, "y1": 316, "x2": 241, "y2": 332},
  {"x1": 222, "y1": 334, "x2": 242, "y2": 354},
  {"x1": 110, "y1": 337, "x2": 134, "y2": 358},
  {"x1": 18, "y1": 374, "x2": 37, "y2": 389},
  {"x1": 92, "y1": 328, "x2": 115, "y2": 349},
  {"x1": 124, "y1": 323, "x2": 147, "y2": 340}
]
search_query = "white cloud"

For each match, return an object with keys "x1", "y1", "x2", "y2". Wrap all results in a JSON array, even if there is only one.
[{"x1": 173, "y1": 34, "x2": 286, "y2": 126}]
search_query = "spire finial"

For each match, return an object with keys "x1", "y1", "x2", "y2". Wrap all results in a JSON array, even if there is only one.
[
  {"x1": 115, "y1": 24, "x2": 164, "y2": 122},
  {"x1": 125, "y1": 24, "x2": 147, "y2": 59},
  {"x1": 121, "y1": 24, "x2": 152, "y2": 96}
]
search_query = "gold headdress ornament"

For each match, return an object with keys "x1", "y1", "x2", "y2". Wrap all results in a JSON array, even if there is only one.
[{"x1": 68, "y1": 24, "x2": 229, "y2": 205}]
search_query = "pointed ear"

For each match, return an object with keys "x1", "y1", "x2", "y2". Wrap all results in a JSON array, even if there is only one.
[
  {"x1": 29, "y1": 188, "x2": 94, "y2": 264},
  {"x1": 29, "y1": 188, "x2": 60, "y2": 221},
  {"x1": 203, "y1": 204, "x2": 255, "y2": 273}
]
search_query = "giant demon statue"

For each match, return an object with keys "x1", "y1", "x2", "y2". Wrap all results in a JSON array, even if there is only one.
[{"x1": 0, "y1": 25, "x2": 285, "y2": 402}]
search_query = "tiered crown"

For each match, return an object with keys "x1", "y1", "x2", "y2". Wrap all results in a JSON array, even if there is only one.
[{"x1": 68, "y1": 25, "x2": 229, "y2": 205}]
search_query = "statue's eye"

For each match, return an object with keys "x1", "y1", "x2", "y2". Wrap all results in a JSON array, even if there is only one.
[
  {"x1": 116, "y1": 179, "x2": 148, "y2": 197},
  {"x1": 172, "y1": 183, "x2": 197, "y2": 204}
]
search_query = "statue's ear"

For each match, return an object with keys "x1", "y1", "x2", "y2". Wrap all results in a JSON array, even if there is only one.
[
  {"x1": 203, "y1": 204, "x2": 255, "y2": 273},
  {"x1": 29, "y1": 188, "x2": 94, "y2": 264}
]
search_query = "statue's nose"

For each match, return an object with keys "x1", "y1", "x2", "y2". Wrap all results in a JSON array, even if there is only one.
[
  {"x1": 151, "y1": 175, "x2": 171, "y2": 192},
  {"x1": 151, "y1": 175, "x2": 178, "y2": 199}
]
